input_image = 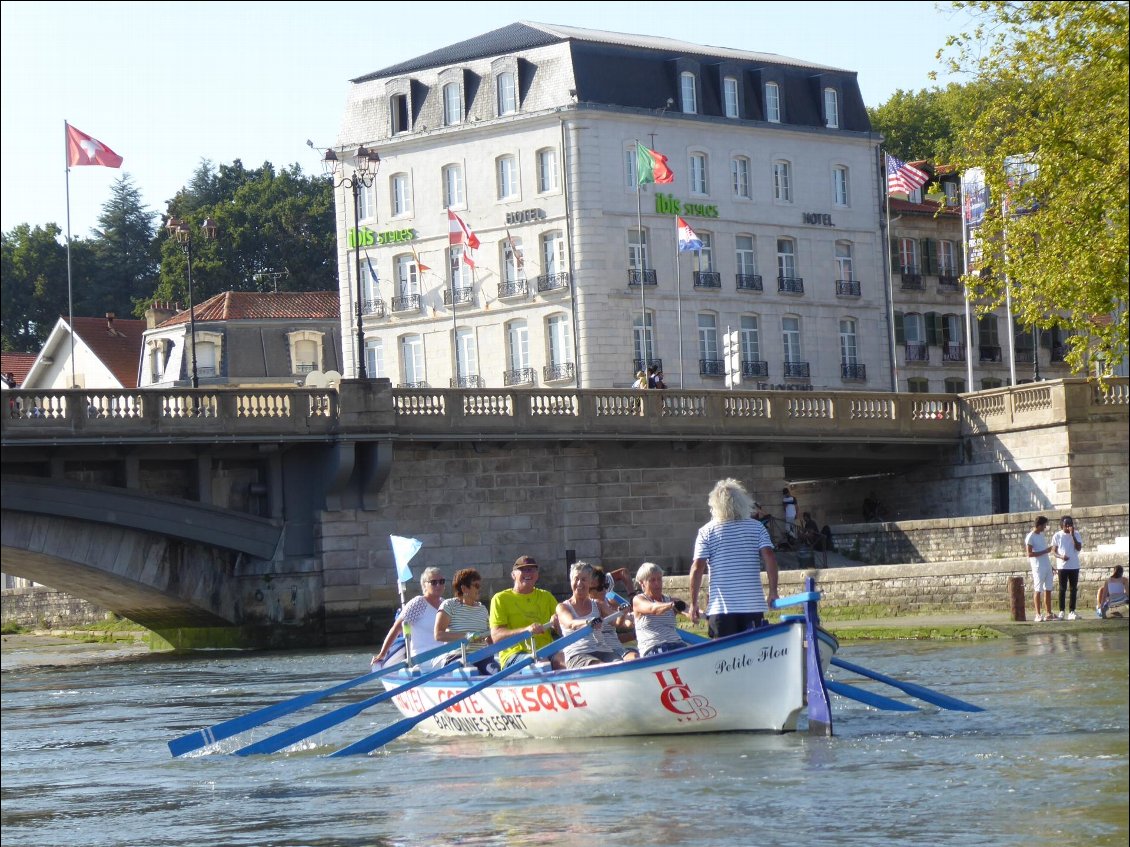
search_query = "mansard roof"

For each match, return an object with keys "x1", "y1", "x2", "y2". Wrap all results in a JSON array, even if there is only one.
[{"x1": 158, "y1": 291, "x2": 341, "y2": 327}]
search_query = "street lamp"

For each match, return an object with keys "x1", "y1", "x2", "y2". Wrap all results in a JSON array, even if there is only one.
[
  {"x1": 166, "y1": 215, "x2": 218, "y2": 388},
  {"x1": 322, "y1": 146, "x2": 379, "y2": 378}
]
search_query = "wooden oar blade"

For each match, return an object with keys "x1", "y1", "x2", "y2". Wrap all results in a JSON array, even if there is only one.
[
  {"x1": 831, "y1": 657, "x2": 984, "y2": 713},
  {"x1": 827, "y1": 680, "x2": 919, "y2": 712}
]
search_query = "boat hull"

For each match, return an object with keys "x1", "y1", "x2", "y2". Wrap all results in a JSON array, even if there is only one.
[{"x1": 381, "y1": 621, "x2": 837, "y2": 739}]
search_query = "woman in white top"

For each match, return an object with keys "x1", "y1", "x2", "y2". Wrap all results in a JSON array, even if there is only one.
[
  {"x1": 1097, "y1": 565, "x2": 1128, "y2": 619},
  {"x1": 556, "y1": 561, "x2": 620, "y2": 668},
  {"x1": 632, "y1": 562, "x2": 687, "y2": 657},
  {"x1": 371, "y1": 566, "x2": 447, "y2": 667}
]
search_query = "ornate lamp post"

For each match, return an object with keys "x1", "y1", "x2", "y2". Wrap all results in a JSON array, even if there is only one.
[
  {"x1": 322, "y1": 146, "x2": 379, "y2": 378},
  {"x1": 166, "y1": 215, "x2": 217, "y2": 388}
]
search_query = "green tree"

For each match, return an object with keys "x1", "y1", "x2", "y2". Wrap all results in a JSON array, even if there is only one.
[
  {"x1": 940, "y1": 0, "x2": 1129, "y2": 374},
  {"x1": 1, "y1": 223, "x2": 69, "y2": 352},
  {"x1": 85, "y1": 174, "x2": 158, "y2": 317},
  {"x1": 868, "y1": 83, "x2": 991, "y2": 163}
]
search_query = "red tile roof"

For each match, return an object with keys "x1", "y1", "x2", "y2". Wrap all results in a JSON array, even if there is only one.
[
  {"x1": 1, "y1": 352, "x2": 37, "y2": 387},
  {"x1": 890, "y1": 197, "x2": 960, "y2": 217},
  {"x1": 158, "y1": 291, "x2": 340, "y2": 327},
  {"x1": 71, "y1": 316, "x2": 146, "y2": 388}
]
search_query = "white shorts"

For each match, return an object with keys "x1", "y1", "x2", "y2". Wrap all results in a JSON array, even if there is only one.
[{"x1": 1030, "y1": 561, "x2": 1054, "y2": 592}]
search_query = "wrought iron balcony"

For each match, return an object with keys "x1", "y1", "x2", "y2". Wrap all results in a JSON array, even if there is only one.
[
  {"x1": 627, "y1": 269, "x2": 657, "y2": 286},
  {"x1": 693, "y1": 271, "x2": 721, "y2": 289},
  {"x1": 835, "y1": 279, "x2": 861, "y2": 297},
  {"x1": 777, "y1": 276, "x2": 804, "y2": 294},
  {"x1": 362, "y1": 298, "x2": 386, "y2": 317},
  {"x1": 699, "y1": 358, "x2": 725, "y2": 376},
  {"x1": 295, "y1": 363, "x2": 316, "y2": 374},
  {"x1": 905, "y1": 342, "x2": 928, "y2": 362},
  {"x1": 503, "y1": 367, "x2": 537, "y2": 386},
  {"x1": 537, "y1": 272, "x2": 571, "y2": 292},
  {"x1": 497, "y1": 279, "x2": 529, "y2": 299},
  {"x1": 979, "y1": 345, "x2": 1003, "y2": 363},
  {"x1": 397, "y1": 381, "x2": 429, "y2": 388},
  {"x1": 450, "y1": 375, "x2": 484, "y2": 388},
  {"x1": 943, "y1": 343, "x2": 966, "y2": 362},
  {"x1": 196, "y1": 366, "x2": 217, "y2": 378},
  {"x1": 735, "y1": 273, "x2": 763, "y2": 291},
  {"x1": 543, "y1": 362, "x2": 576, "y2": 382},
  {"x1": 443, "y1": 286, "x2": 475, "y2": 307},
  {"x1": 632, "y1": 358, "x2": 662, "y2": 374},
  {"x1": 841, "y1": 363, "x2": 867, "y2": 380},
  {"x1": 391, "y1": 294, "x2": 422, "y2": 313},
  {"x1": 742, "y1": 359, "x2": 769, "y2": 378},
  {"x1": 783, "y1": 361, "x2": 810, "y2": 379},
  {"x1": 1014, "y1": 347, "x2": 1034, "y2": 364},
  {"x1": 937, "y1": 274, "x2": 961, "y2": 292},
  {"x1": 899, "y1": 268, "x2": 924, "y2": 289}
]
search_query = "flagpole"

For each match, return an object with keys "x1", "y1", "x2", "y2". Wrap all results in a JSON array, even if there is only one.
[
  {"x1": 64, "y1": 121, "x2": 76, "y2": 390},
  {"x1": 881, "y1": 151, "x2": 899, "y2": 392},
  {"x1": 959, "y1": 174, "x2": 975, "y2": 389},
  {"x1": 673, "y1": 214, "x2": 684, "y2": 389},
  {"x1": 635, "y1": 141, "x2": 648, "y2": 381}
]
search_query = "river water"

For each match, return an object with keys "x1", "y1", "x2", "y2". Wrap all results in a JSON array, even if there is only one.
[{"x1": 2, "y1": 630, "x2": 1127, "y2": 847}]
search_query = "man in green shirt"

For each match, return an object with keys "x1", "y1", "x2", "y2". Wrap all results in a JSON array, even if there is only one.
[{"x1": 489, "y1": 555, "x2": 561, "y2": 668}]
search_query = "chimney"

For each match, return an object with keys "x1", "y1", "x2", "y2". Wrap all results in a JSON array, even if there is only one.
[
  {"x1": 106, "y1": 312, "x2": 115, "y2": 330},
  {"x1": 144, "y1": 302, "x2": 178, "y2": 329}
]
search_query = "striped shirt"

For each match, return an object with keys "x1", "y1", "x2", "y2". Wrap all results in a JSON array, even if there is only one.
[
  {"x1": 693, "y1": 518, "x2": 772, "y2": 614},
  {"x1": 635, "y1": 595, "x2": 684, "y2": 655},
  {"x1": 438, "y1": 597, "x2": 489, "y2": 638}
]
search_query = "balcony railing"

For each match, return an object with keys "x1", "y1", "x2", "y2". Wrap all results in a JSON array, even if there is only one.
[
  {"x1": 295, "y1": 363, "x2": 316, "y2": 375},
  {"x1": 841, "y1": 363, "x2": 867, "y2": 380},
  {"x1": 633, "y1": 357, "x2": 662, "y2": 374},
  {"x1": 537, "y1": 272, "x2": 571, "y2": 292},
  {"x1": 197, "y1": 366, "x2": 217, "y2": 378},
  {"x1": 905, "y1": 342, "x2": 929, "y2": 362},
  {"x1": 900, "y1": 268, "x2": 924, "y2": 289},
  {"x1": 835, "y1": 279, "x2": 861, "y2": 297},
  {"x1": 627, "y1": 269, "x2": 657, "y2": 286},
  {"x1": 391, "y1": 294, "x2": 422, "y2": 313},
  {"x1": 699, "y1": 358, "x2": 725, "y2": 376},
  {"x1": 735, "y1": 273, "x2": 763, "y2": 291},
  {"x1": 783, "y1": 361, "x2": 810, "y2": 379},
  {"x1": 741, "y1": 359, "x2": 769, "y2": 378},
  {"x1": 362, "y1": 298, "x2": 386, "y2": 317},
  {"x1": 943, "y1": 343, "x2": 966, "y2": 362},
  {"x1": 497, "y1": 279, "x2": 529, "y2": 299},
  {"x1": 1014, "y1": 348, "x2": 1034, "y2": 364},
  {"x1": 543, "y1": 362, "x2": 576, "y2": 382},
  {"x1": 397, "y1": 381, "x2": 429, "y2": 388},
  {"x1": 777, "y1": 276, "x2": 804, "y2": 294},
  {"x1": 503, "y1": 367, "x2": 537, "y2": 386},
  {"x1": 979, "y1": 345, "x2": 1003, "y2": 363},
  {"x1": 693, "y1": 271, "x2": 721, "y2": 289},
  {"x1": 937, "y1": 274, "x2": 961, "y2": 292},
  {"x1": 449, "y1": 375, "x2": 485, "y2": 388},
  {"x1": 443, "y1": 286, "x2": 475, "y2": 307}
]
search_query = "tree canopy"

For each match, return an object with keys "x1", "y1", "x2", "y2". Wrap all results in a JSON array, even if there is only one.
[{"x1": 940, "y1": 0, "x2": 1129, "y2": 374}]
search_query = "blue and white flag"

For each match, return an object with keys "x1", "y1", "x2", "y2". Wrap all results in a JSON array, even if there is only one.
[
  {"x1": 676, "y1": 216, "x2": 703, "y2": 252},
  {"x1": 365, "y1": 256, "x2": 380, "y2": 296},
  {"x1": 389, "y1": 535, "x2": 422, "y2": 583}
]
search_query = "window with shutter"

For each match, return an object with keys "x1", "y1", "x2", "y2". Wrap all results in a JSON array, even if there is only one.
[{"x1": 894, "y1": 311, "x2": 906, "y2": 344}]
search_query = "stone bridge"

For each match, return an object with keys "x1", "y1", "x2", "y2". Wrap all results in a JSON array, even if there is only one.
[{"x1": 1, "y1": 378, "x2": 1125, "y2": 647}]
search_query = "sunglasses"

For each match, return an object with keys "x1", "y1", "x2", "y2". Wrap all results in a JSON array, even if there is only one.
[{"x1": 427, "y1": 578, "x2": 446, "y2": 586}]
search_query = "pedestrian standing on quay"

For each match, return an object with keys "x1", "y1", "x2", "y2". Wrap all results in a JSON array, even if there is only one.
[
  {"x1": 690, "y1": 478, "x2": 779, "y2": 637},
  {"x1": 1051, "y1": 516, "x2": 1084, "y2": 620},
  {"x1": 781, "y1": 487, "x2": 798, "y2": 541},
  {"x1": 1025, "y1": 516, "x2": 1055, "y2": 622}
]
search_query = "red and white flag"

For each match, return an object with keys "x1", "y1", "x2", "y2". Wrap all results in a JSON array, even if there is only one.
[
  {"x1": 66, "y1": 123, "x2": 123, "y2": 168},
  {"x1": 505, "y1": 229, "x2": 524, "y2": 269},
  {"x1": 447, "y1": 209, "x2": 480, "y2": 250}
]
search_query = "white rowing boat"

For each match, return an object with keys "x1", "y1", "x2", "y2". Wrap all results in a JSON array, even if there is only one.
[{"x1": 378, "y1": 617, "x2": 839, "y2": 738}]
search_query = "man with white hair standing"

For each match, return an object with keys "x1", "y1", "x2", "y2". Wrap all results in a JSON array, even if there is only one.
[{"x1": 690, "y1": 478, "x2": 779, "y2": 638}]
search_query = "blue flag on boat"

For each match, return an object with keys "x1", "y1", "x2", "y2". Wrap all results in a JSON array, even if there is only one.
[{"x1": 389, "y1": 535, "x2": 422, "y2": 583}]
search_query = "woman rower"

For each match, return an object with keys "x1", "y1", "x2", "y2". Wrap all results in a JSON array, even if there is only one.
[
  {"x1": 371, "y1": 566, "x2": 447, "y2": 668},
  {"x1": 632, "y1": 562, "x2": 688, "y2": 657},
  {"x1": 435, "y1": 567, "x2": 497, "y2": 673},
  {"x1": 555, "y1": 561, "x2": 621, "y2": 668}
]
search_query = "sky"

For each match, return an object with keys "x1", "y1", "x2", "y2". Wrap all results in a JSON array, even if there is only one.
[{"x1": 0, "y1": 1, "x2": 973, "y2": 239}]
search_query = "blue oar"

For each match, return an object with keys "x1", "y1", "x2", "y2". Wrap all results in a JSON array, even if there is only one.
[
  {"x1": 233, "y1": 629, "x2": 533, "y2": 756},
  {"x1": 329, "y1": 622, "x2": 599, "y2": 757},
  {"x1": 167, "y1": 638, "x2": 466, "y2": 757},
  {"x1": 826, "y1": 679, "x2": 919, "y2": 712},
  {"x1": 831, "y1": 657, "x2": 984, "y2": 712}
]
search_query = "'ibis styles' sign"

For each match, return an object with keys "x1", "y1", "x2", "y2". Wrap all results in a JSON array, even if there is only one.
[
  {"x1": 348, "y1": 227, "x2": 416, "y2": 248},
  {"x1": 654, "y1": 192, "x2": 719, "y2": 218}
]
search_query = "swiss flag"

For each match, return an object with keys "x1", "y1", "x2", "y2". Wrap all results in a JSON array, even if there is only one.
[{"x1": 66, "y1": 123, "x2": 123, "y2": 168}]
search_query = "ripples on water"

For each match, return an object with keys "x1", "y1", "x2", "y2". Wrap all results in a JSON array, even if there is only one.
[{"x1": 2, "y1": 632, "x2": 1127, "y2": 847}]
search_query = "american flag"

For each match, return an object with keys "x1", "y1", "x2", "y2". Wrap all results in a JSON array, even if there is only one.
[{"x1": 886, "y1": 154, "x2": 929, "y2": 196}]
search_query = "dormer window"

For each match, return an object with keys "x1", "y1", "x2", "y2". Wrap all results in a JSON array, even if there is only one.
[
  {"x1": 765, "y1": 82, "x2": 781, "y2": 123},
  {"x1": 723, "y1": 76, "x2": 739, "y2": 118},
  {"x1": 680, "y1": 72, "x2": 698, "y2": 114},
  {"x1": 824, "y1": 87, "x2": 840, "y2": 129},
  {"x1": 390, "y1": 94, "x2": 409, "y2": 135},
  {"x1": 497, "y1": 71, "x2": 517, "y2": 116},
  {"x1": 443, "y1": 82, "x2": 462, "y2": 126}
]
